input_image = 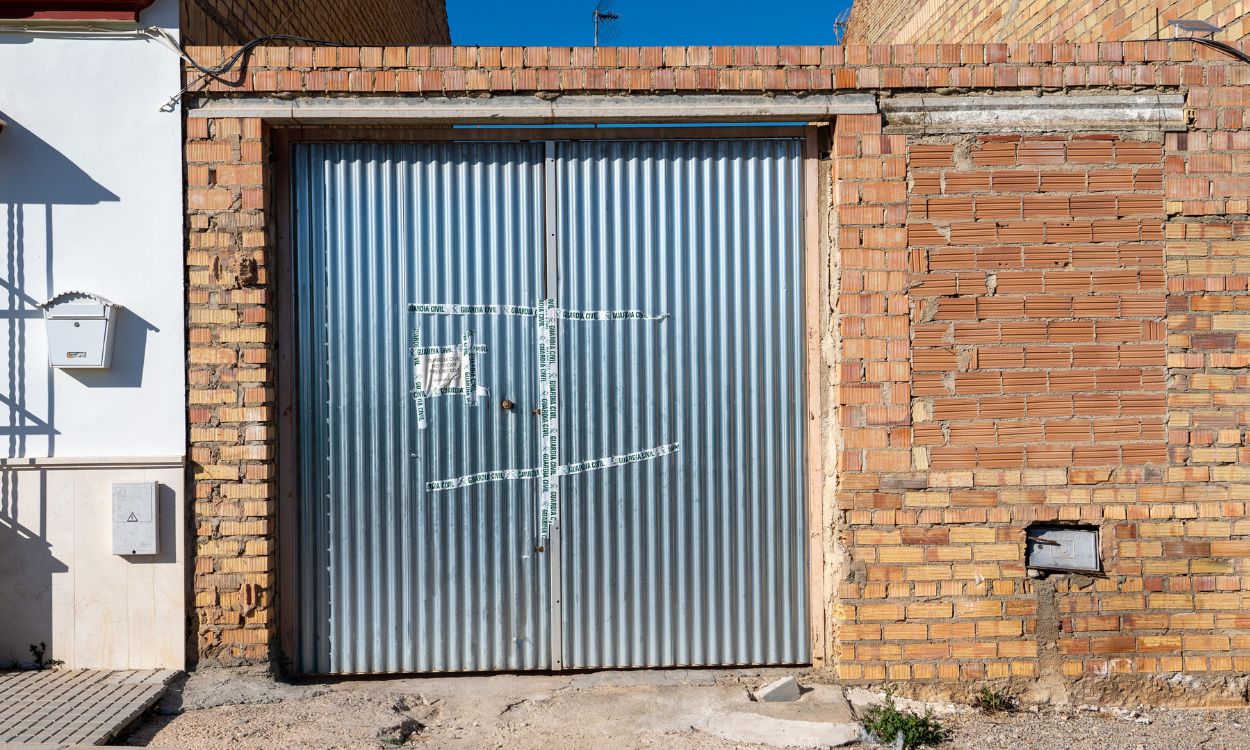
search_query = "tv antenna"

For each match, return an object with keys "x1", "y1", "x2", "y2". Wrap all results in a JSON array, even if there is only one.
[
  {"x1": 832, "y1": 7, "x2": 851, "y2": 44},
  {"x1": 593, "y1": 0, "x2": 620, "y2": 47}
]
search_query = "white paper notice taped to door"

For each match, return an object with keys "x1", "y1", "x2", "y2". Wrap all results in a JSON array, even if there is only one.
[{"x1": 418, "y1": 351, "x2": 465, "y2": 396}]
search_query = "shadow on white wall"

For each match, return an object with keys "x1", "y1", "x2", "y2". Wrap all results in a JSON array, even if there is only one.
[
  {"x1": 0, "y1": 112, "x2": 122, "y2": 457},
  {"x1": 0, "y1": 503, "x2": 67, "y2": 668},
  {"x1": 0, "y1": 114, "x2": 132, "y2": 665}
]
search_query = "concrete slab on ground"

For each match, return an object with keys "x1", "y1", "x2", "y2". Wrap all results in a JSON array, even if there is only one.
[
  {"x1": 121, "y1": 667, "x2": 1250, "y2": 750},
  {"x1": 697, "y1": 683, "x2": 862, "y2": 748},
  {"x1": 0, "y1": 669, "x2": 177, "y2": 746},
  {"x1": 747, "y1": 684, "x2": 858, "y2": 724},
  {"x1": 126, "y1": 667, "x2": 864, "y2": 749},
  {"x1": 694, "y1": 712, "x2": 861, "y2": 748}
]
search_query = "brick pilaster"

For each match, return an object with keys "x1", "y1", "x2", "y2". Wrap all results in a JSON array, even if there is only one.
[{"x1": 187, "y1": 116, "x2": 277, "y2": 663}]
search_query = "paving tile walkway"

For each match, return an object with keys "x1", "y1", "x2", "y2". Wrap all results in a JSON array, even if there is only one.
[{"x1": 0, "y1": 669, "x2": 177, "y2": 746}]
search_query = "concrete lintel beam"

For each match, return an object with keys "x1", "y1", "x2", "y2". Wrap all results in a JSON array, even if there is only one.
[
  {"x1": 186, "y1": 93, "x2": 878, "y2": 123},
  {"x1": 882, "y1": 94, "x2": 1187, "y2": 133}
]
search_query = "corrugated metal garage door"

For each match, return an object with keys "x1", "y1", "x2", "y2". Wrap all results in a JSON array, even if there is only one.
[
  {"x1": 290, "y1": 137, "x2": 806, "y2": 674},
  {"x1": 554, "y1": 140, "x2": 808, "y2": 668},
  {"x1": 291, "y1": 142, "x2": 550, "y2": 674}
]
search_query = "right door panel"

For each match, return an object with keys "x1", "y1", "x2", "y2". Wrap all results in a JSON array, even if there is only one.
[{"x1": 555, "y1": 139, "x2": 809, "y2": 668}]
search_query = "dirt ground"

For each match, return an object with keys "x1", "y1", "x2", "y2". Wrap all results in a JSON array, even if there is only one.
[{"x1": 120, "y1": 667, "x2": 1250, "y2": 750}]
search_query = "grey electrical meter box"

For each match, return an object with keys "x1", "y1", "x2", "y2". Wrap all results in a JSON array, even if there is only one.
[
  {"x1": 112, "y1": 481, "x2": 159, "y2": 556},
  {"x1": 38, "y1": 291, "x2": 119, "y2": 369},
  {"x1": 1026, "y1": 525, "x2": 1100, "y2": 573}
]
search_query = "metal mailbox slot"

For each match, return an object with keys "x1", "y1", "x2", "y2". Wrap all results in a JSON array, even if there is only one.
[
  {"x1": 39, "y1": 291, "x2": 119, "y2": 369},
  {"x1": 1026, "y1": 524, "x2": 1100, "y2": 573},
  {"x1": 112, "y1": 481, "x2": 159, "y2": 556}
]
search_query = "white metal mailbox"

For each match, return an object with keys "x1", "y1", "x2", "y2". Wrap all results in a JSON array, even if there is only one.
[
  {"x1": 112, "y1": 481, "x2": 159, "y2": 556},
  {"x1": 39, "y1": 291, "x2": 119, "y2": 368}
]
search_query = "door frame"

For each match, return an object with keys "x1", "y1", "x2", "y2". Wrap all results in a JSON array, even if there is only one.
[
  {"x1": 803, "y1": 124, "x2": 831, "y2": 668},
  {"x1": 272, "y1": 124, "x2": 832, "y2": 673}
]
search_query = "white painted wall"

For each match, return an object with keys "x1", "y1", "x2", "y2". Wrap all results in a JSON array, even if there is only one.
[
  {"x1": 0, "y1": 0, "x2": 187, "y2": 669},
  {"x1": 0, "y1": 460, "x2": 186, "y2": 669},
  {"x1": 0, "y1": 0, "x2": 184, "y2": 458}
]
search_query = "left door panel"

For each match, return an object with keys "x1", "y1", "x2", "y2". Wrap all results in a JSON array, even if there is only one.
[{"x1": 291, "y1": 142, "x2": 550, "y2": 674}]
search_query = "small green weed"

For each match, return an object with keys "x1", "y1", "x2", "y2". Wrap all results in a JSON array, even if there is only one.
[
  {"x1": 28, "y1": 643, "x2": 64, "y2": 670},
  {"x1": 971, "y1": 687, "x2": 1016, "y2": 713},
  {"x1": 860, "y1": 692, "x2": 948, "y2": 748}
]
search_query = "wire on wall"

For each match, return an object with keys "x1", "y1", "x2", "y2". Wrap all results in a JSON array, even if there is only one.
[
  {"x1": 1168, "y1": 35, "x2": 1250, "y2": 64},
  {"x1": 0, "y1": 24, "x2": 351, "y2": 111},
  {"x1": 145, "y1": 27, "x2": 350, "y2": 77},
  {"x1": 148, "y1": 28, "x2": 352, "y2": 111}
]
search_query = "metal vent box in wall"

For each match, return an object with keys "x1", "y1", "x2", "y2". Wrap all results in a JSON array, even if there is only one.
[
  {"x1": 38, "y1": 291, "x2": 119, "y2": 368},
  {"x1": 112, "y1": 481, "x2": 159, "y2": 556},
  {"x1": 1026, "y1": 525, "x2": 1099, "y2": 573}
]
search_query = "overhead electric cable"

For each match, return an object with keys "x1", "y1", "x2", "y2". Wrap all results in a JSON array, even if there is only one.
[{"x1": 1168, "y1": 35, "x2": 1250, "y2": 64}]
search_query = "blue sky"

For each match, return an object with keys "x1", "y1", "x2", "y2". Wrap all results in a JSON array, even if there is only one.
[{"x1": 447, "y1": 0, "x2": 854, "y2": 46}]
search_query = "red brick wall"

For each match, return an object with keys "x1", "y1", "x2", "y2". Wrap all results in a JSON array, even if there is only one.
[
  {"x1": 183, "y1": 43, "x2": 1250, "y2": 685},
  {"x1": 180, "y1": 0, "x2": 449, "y2": 46}
]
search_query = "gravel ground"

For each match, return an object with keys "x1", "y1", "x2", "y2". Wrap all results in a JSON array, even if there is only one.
[
  {"x1": 932, "y1": 706, "x2": 1250, "y2": 750},
  {"x1": 120, "y1": 668, "x2": 1250, "y2": 750}
]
